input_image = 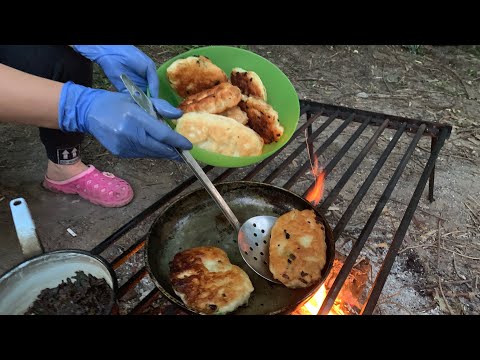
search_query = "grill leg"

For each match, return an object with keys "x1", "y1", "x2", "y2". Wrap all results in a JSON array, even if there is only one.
[{"x1": 428, "y1": 136, "x2": 437, "y2": 202}]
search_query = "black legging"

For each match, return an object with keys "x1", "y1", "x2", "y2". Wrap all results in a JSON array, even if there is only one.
[{"x1": 0, "y1": 45, "x2": 93, "y2": 165}]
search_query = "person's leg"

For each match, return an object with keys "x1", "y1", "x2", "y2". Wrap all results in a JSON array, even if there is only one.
[{"x1": 0, "y1": 45, "x2": 133, "y2": 207}]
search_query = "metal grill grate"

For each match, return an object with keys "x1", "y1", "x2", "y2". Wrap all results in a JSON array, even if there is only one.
[{"x1": 90, "y1": 99, "x2": 452, "y2": 315}]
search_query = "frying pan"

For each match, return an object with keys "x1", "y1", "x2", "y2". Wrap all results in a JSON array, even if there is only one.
[{"x1": 146, "y1": 181, "x2": 335, "y2": 315}]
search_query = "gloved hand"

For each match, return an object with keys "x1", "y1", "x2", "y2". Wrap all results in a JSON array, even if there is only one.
[
  {"x1": 72, "y1": 45, "x2": 160, "y2": 98},
  {"x1": 58, "y1": 81, "x2": 192, "y2": 160}
]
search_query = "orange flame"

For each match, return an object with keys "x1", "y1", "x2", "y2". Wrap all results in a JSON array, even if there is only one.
[
  {"x1": 297, "y1": 285, "x2": 345, "y2": 315},
  {"x1": 305, "y1": 155, "x2": 326, "y2": 206},
  {"x1": 300, "y1": 152, "x2": 345, "y2": 315}
]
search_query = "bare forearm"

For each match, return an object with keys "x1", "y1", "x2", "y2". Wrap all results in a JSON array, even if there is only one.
[{"x1": 0, "y1": 63, "x2": 63, "y2": 129}]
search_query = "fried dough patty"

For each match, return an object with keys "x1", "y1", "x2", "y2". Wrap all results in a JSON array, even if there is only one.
[
  {"x1": 166, "y1": 56, "x2": 228, "y2": 98},
  {"x1": 219, "y1": 106, "x2": 249, "y2": 125},
  {"x1": 170, "y1": 246, "x2": 254, "y2": 314},
  {"x1": 239, "y1": 96, "x2": 284, "y2": 144},
  {"x1": 269, "y1": 209, "x2": 327, "y2": 288},
  {"x1": 178, "y1": 82, "x2": 242, "y2": 114},
  {"x1": 175, "y1": 112, "x2": 264, "y2": 157},
  {"x1": 230, "y1": 67, "x2": 267, "y2": 101}
]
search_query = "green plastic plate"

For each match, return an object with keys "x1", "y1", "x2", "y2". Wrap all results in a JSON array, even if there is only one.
[{"x1": 157, "y1": 46, "x2": 300, "y2": 168}]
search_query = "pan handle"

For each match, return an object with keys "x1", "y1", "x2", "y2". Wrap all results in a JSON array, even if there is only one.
[{"x1": 9, "y1": 198, "x2": 44, "y2": 259}]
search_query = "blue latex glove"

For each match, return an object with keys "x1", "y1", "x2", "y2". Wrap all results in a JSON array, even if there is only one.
[
  {"x1": 58, "y1": 81, "x2": 192, "y2": 160},
  {"x1": 72, "y1": 45, "x2": 160, "y2": 98}
]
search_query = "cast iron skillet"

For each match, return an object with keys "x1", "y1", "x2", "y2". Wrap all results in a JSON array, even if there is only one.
[{"x1": 146, "y1": 181, "x2": 335, "y2": 315}]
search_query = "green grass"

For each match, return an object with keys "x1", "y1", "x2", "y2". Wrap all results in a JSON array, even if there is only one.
[
  {"x1": 92, "y1": 63, "x2": 110, "y2": 90},
  {"x1": 466, "y1": 45, "x2": 480, "y2": 57},
  {"x1": 402, "y1": 45, "x2": 422, "y2": 55}
]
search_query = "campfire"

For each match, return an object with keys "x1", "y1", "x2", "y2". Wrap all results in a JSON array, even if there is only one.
[
  {"x1": 296, "y1": 154, "x2": 371, "y2": 315},
  {"x1": 293, "y1": 257, "x2": 371, "y2": 315},
  {"x1": 299, "y1": 154, "x2": 335, "y2": 314},
  {"x1": 297, "y1": 283, "x2": 342, "y2": 315}
]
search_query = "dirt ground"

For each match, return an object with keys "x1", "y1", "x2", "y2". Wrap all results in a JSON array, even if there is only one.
[{"x1": 1, "y1": 45, "x2": 479, "y2": 315}]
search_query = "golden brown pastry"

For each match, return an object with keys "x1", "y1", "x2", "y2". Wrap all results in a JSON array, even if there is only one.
[
  {"x1": 230, "y1": 67, "x2": 267, "y2": 101},
  {"x1": 175, "y1": 112, "x2": 264, "y2": 157},
  {"x1": 178, "y1": 82, "x2": 242, "y2": 114},
  {"x1": 170, "y1": 246, "x2": 254, "y2": 315},
  {"x1": 166, "y1": 56, "x2": 228, "y2": 98},
  {"x1": 269, "y1": 209, "x2": 327, "y2": 289},
  {"x1": 219, "y1": 106, "x2": 249, "y2": 125},
  {"x1": 238, "y1": 96, "x2": 284, "y2": 144}
]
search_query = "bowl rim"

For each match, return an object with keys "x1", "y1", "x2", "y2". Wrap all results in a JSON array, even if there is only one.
[{"x1": 156, "y1": 45, "x2": 301, "y2": 168}]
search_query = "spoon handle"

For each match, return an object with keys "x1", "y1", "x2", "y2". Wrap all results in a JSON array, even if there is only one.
[
  {"x1": 179, "y1": 149, "x2": 242, "y2": 231},
  {"x1": 120, "y1": 73, "x2": 242, "y2": 232}
]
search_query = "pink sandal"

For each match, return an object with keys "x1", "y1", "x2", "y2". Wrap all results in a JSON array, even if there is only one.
[{"x1": 43, "y1": 165, "x2": 134, "y2": 208}]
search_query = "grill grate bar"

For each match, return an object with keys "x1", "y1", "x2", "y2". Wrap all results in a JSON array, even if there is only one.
[
  {"x1": 91, "y1": 166, "x2": 214, "y2": 255},
  {"x1": 306, "y1": 113, "x2": 314, "y2": 162},
  {"x1": 262, "y1": 113, "x2": 338, "y2": 184},
  {"x1": 129, "y1": 289, "x2": 161, "y2": 315},
  {"x1": 319, "y1": 118, "x2": 371, "y2": 176},
  {"x1": 282, "y1": 114, "x2": 355, "y2": 189},
  {"x1": 331, "y1": 122, "x2": 412, "y2": 240},
  {"x1": 301, "y1": 117, "x2": 372, "y2": 198},
  {"x1": 242, "y1": 112, "x2": 325, "y2": 181},
  {"x1": 117, "y1": 267, "x2": 148, "y2": 298},
  {"x1": 361, "y1": 127, "x2": 450, "y2": 314},
  {"x1": 318, "y1": 123, "x2": 423, "y2": 314},
  {"x1": 300, "y1": 100, "x2": 448, "y2": 136},
  {"x1": 213, "y1": 168, "x2": 237, "y2": 183},
  {"x1": 110, "y1": 236, "x2": 147, "y2": 270},
  {"x1": 319, "y1": 120, "x2": 391, "y2": 213}
]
